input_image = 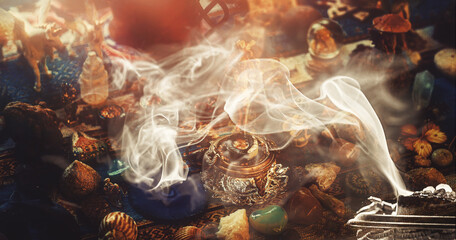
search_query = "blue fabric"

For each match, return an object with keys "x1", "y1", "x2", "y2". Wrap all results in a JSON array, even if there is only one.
[{"x1": 0, "y1": 48, "x2": 85, "y2": 109}]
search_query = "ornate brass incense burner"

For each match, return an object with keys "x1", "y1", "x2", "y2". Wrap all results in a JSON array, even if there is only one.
[{"x1": 201, "y1": 133, "x2": 288, "y2": 205}]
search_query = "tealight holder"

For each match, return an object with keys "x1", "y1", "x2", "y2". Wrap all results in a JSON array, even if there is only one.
[
  {"x1": 201, "y1": 133, "x2": 288, "y2": 206},
  {"x1": 98, "y1": 104, "x2": 126, "y2": 137}
]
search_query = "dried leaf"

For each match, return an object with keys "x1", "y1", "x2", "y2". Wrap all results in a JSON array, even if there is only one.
[
  {"x1": 413, "y1": 138, "x2": 432, "y2": 157},
  {"x1": 401, "y1": 124, "x2": 417, "y2": 136},
  {"x1": 402, "y1": 137, "x2": 417, "y2": 151}
]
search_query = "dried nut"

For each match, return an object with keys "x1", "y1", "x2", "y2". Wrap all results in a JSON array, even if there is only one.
[
  {"x1": 305, "y1": 163, "x2": 340, "y2": 191},
  {"x1": 99, "y1": 212, "x2": 137, "y2": 240},
  {"x1": 406, "y1": 167, "x2": 446, "y2": 190},
  {"x1": 330, "y1": 138, "x2": 360, "y2": 167},
  {"x1": 60, "y1": 160, "x2": 101, "y2": 200},
  {"x1": 285, "y1": 187, "x2": 323, "y2": 225},
  {"x1": 431, "y1": 149, "x2": 453, "y2": 167}
]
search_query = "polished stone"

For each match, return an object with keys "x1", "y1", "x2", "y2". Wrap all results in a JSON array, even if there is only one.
[{"x1": 249, "y1": 205, "x2": 288, "y2": 235}]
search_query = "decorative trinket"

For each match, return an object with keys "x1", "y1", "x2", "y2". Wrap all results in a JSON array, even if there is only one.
[
  {"x1": 285, "y1": 187, "x2": 323, "y2": 225},
  {"x1": 99, "y1": 212, "x2": 138, "y2": 240},
  {"x1": 216, "y1": 209, "x2": 249, "y2": 240},
  {"x1": 108, "y1": 159, "x2": 130, "y2": 181},
  {"x1": 0, "y1": 8, "x2": 18, "y2": 61},
  {"x1": 79, "y1": 51, "x2": 109, "y2": 106},
  {"x1": 20, "y1": 23, "x2": 65, "y2": 92},
  {"x1": 307, "y1": 19, "x2": 343, "y2": 59},
  {"x1": 201, "y1": 133, "x2": 289, "y2": 206},
  {"x1": 0, "y1": 10, "x2": 64, "y2": 91},
  {"x1": 304, "y1": 19, "x2": 344, "y2": 78},
  {"x1": 370, "y1": 14, "x2": 411, "y2": 55},
  {"x1": 249, "y1": 205, "x2": 288, "y2": 235},
  {"x1": 72, "y1": 131, "x2": 108, "y2": 164},
  {"x1": 60, "y1": 160, "x2": 101, "y2": 200}
]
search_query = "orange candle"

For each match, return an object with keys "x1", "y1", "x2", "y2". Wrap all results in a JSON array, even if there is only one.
[{"x1": 108, "y1": 0, "x2": 202, "y2": 49}]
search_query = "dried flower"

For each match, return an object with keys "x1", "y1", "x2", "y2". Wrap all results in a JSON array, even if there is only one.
[
  {"x1": 424, "y1": 129, "x2": 447, "y2": 144},
  {"x1": 422, "y1": 122, "x2": 440, "y2": 133},
  {"x1": 414, "y1": 155, "x2": 431, "y2": 167},
  {"x1": 400, "y1": 122, "x2": 448, "y2": 157},
  {"x1": 413, "y1": 138, "x2": 432, "y2": 157}
]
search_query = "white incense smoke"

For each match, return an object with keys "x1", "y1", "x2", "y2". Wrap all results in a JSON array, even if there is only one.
[
  {"x1": 223, "y1": 59, "x2": 408, "y2": 195},
  {"x1": 115, "y1": 43, "x2": 239, "y2": 191},
  {"x1": 113, "y1": 41, "x2": 408, "y2": 196}
]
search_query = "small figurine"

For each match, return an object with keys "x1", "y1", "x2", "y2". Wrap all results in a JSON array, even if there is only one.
[
  {"x1": 16, "y1": 22, "x2": 65, "y2": 91},
  {"x1": 0, "y1": 8, "x2": 16, "y2": 61},
  {"x1": 87, "y1": 21, "x2": 104, "y2": 58}
]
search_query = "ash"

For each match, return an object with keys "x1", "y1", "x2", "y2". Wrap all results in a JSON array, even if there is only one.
[{"x1": 411, "y1": 186, "x2": 456, "y2": 202}]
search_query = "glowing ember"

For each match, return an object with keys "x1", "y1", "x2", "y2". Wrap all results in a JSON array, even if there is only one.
[{"x1": 233, "y1": 138, "x2": 250, "y2": 150}]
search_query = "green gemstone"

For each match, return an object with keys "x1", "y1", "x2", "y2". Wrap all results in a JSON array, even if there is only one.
[{"x1": 249, "y1": 205, "x2": 288, "y2": 235}]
